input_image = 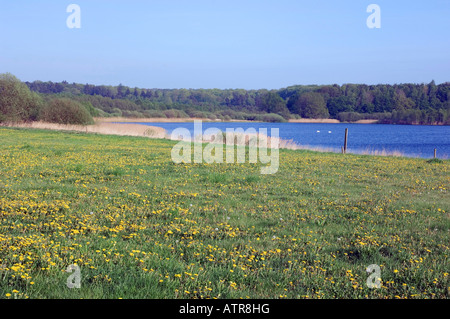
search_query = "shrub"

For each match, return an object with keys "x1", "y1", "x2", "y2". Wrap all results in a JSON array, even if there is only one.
[
  {"x1": 111, "y1": 108, "x2": 123, "y2": 117},
  {"x1": 186, "y1": 110, "x2": 207, "y2": 118},
  {"x1": 80, "y1": 101, "x2": 103, "y2": 117},
  {"x1": 337, "y1": 112, "x2": 363, "y2": 122},
  {"x1": 122, "y1": 110, "x2": 144, "y2": 118},
  {"x1": 142, "y1": 110, "x2": 167, "y2": 118},
  {"x1": 0, "y1": 73, "x2": 42, "y2": 123},
  {"x1": 39, "y1": 98, "x2": 94, "y2": 125},
  {"x1": 253, "y1": 113, "x2": 287, "y2": 122},
  {"x1": 163, "y1": 109, "x2": 189, "y2": 118}
]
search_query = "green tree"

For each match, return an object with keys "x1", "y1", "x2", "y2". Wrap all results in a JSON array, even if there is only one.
[
  {"x1": 0, "y1": 73, "x2": 42, "y2": 122},
  {"x1": 39, "y1": 98, "x2": 94, "y2": 125},
  {"x1": 393, "y1": 89, "x2": 415, "y2": 111},
  {"x1": 293, "y1": 92, "x2": 329, "y2": 118},
  {"x1": 258, "y1": 92, "x2": 290, "y2": 118},
  {"x1": 326, "y1": 96, "x2": 354, "y2": 117}
]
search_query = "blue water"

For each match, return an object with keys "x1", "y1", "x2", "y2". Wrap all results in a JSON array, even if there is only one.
[{"x1": 123, "y1": 122, "x2": 450, "y2": 159}]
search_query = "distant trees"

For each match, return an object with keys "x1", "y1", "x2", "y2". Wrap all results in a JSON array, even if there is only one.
[{"x1": 3, "y1": 75, "x2": 446, "y2": 124}]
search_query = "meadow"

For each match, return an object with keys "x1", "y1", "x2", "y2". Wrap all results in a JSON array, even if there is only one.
[{"x1": 0, "y1": 127, "x2": 448, "y2": 299}]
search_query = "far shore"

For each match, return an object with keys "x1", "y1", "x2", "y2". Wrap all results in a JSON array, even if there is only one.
[{"x1": 95, "y1": 117, "x2": 379, "y2": 124}]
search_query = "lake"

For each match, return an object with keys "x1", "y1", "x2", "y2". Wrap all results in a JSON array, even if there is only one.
[{"x1": 122, "y1": 122, "x2": 450, "y2": 159}]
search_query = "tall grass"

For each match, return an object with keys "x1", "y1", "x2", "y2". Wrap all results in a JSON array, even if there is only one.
[{"x1": 1, "y1": 121, "x2": 168, "y2": 139}]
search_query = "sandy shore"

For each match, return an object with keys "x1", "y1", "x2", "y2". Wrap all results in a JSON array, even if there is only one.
[
  {"x1": 353, "y1": 119, "x2": 378, "y2": 124},
  {"x1": 288, "y1": 119, "x2": 340, "y2": 123}
]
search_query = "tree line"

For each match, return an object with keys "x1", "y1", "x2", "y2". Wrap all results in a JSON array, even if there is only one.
[
  {"x1": 1, "y1": 72, "x2": 449, "y2": 125},
  {"x1": 24, "y1": 79, "x2": 450, "y2": 124}
]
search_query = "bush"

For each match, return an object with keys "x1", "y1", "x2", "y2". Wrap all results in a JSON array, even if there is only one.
[
  {"x1": 205, "y1": 112, "x2": 217, "y2": 120},
  {"x1": 122, "y1": 110, "x2": 144, "y2": 118},
  {"x1": 80, "y1": 101, "x2": 103, "y2": 117},
  {"x1": 142, "y1": 110, "x2": 167, "y2": 118},
  {"x1": 163, "y1": 109, "x2": 189, "y2": 118},
  {"x1": 186, "y1": 110, "x2": 207, "y2": 118},
  {"x1": 253, "y1": 113, "x2": 287, "y2": 122},
  {"x1": 337, "y1": 112, "x2": 363, "y2": 122},
  {"x1": 39, "y1": 98, "x2": 94, "y2": 125},
  {"x1": 93, "y1": 107, "x2": 109, "y2": 117},
  {"x1": 111, "y1": 108, "x2": 123, "y2": 117},
  {"x1": 0, "y1": 73, "x2": 42, "y2": 123}
]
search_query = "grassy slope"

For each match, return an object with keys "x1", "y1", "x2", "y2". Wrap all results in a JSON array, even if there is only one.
[{"x1": 0, "y1": 127, "x2": 448, "y2": 299}]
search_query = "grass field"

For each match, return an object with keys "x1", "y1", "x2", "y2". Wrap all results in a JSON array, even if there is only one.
[{"x1": 0, "y1": 127, "x2": 448, "y2": 299}]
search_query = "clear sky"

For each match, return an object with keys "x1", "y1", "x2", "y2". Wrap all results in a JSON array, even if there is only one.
[{"x1": 1, "y1": 0, "x2": 449, "y2": 89}]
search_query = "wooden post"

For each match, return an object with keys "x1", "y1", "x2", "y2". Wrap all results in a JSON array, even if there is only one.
[
  {"x1": 341, "y1": 146, "x2": 344, "y2": 154},
  {"x1": 434, "y1": 148, "x2": 437, "y2": 159},
  {"x1": 344, "y1": 128, "x2": 348, "y2": 154}
]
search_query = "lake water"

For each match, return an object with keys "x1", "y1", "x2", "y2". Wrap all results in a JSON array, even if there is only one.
[{"x1": 123, "y1": 122, "x2": 450, "y2": 159}]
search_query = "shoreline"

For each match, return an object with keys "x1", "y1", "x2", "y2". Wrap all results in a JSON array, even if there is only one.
[
  {"x1": 95, "y1": 117, "x2": 253, "y2": 123},
  {"x1": 96, "y1": 117, "x2": 379, "y2": 124},
  {"x1": 3, "y1": 121, "x2": 447, "y2": 159},
  {"x1": 2, "y1": 121, "x2": 168, "y2": 139}
]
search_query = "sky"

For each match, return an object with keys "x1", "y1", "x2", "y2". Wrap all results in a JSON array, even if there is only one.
[{"x1": 1, "y1": 0, "x2": 449, "y2": 89}]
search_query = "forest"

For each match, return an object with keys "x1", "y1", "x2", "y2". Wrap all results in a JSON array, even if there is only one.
[{"x1": 1, "y1": 73, "x2": 449, "y2": 125}]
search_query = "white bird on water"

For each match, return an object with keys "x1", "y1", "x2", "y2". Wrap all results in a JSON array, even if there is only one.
[
  {"x1": 328, "y1": 131, "x2": 332, "y2": 133},
  {"x1": 316, "y1": 130, "x2": 320, "y2": 133}
]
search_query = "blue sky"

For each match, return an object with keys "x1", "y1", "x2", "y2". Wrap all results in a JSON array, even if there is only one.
[{"x1": 1, "y1": 0, "x2": 449, "y2": 89}]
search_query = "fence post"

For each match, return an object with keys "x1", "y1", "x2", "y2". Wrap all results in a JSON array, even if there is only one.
[
  {"x1": 434, "y1": 148, "x2": 437, "y2": 159},
  {"x1": 344, "y1": 128, "x2": 348, "y2": 154}
]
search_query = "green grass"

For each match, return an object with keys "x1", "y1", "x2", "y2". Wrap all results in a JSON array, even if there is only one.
[{"x1": 0, "y1": 127, "x2": 448, "y2": 299}]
